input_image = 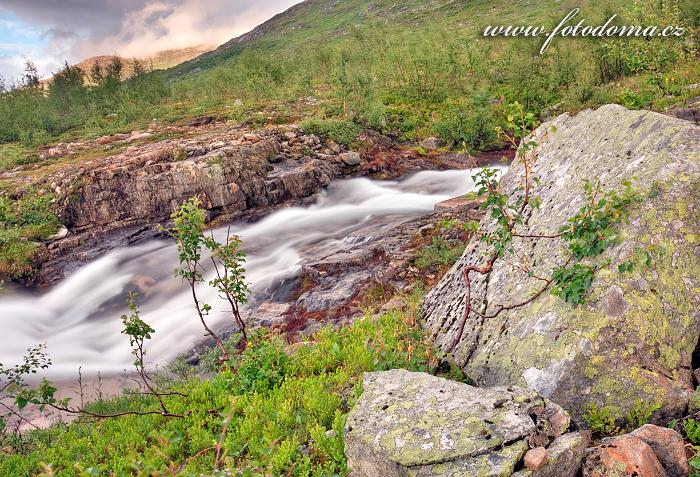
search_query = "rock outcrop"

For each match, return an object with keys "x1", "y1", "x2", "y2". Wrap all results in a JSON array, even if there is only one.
[
  {"x1": 421, "y1": 104, "x2": 700, "y2": 424},
  {"x1": 344, "y1": 369, "x2": 588, "y2": 477},
  {"x1": 57, "y1": 129, "x2": 338, "y2": 232}
]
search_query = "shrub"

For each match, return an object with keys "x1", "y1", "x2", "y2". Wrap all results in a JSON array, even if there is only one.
[
  {"x1": 432, "y1": 100, "x2": 499, "y2": 151},
  {"x1": 300, "y1": 118, "x2": 363, "y2": 146},
  {"x1": 414, "y1": 237, "x2": 466, "y2": 270}
]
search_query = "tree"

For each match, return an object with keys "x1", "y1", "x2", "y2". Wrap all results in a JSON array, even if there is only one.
[
  {"x1": 161, "y1": 198, "x2": 250, "y2": 362},
  {"x1": 22, "y1": 60, "x2": 39, "y2": 88},
  {"x1": 89, "y1": 62, "x2": 104, "y2": 85}
]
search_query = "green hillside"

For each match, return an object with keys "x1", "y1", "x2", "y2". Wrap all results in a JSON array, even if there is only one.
[{"x1": 0, "y1": 0, "x2": 697, "y2": 156}]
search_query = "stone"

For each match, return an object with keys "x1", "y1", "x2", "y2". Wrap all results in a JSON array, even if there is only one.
[
  {"x1": 126, "y1": 131, "x2": 152, "y2": 142},
  {"x1": 47, "y1": 147, "x2": 64, "y2": 158},
  {"x1": 421, "y1": 104, "x2": 700, "y2": 424},
  {"x1": 534, "y1": 432, "x2": 590, "y2": 477},
  {"x1": 632, "y1": 425, "x2": 689, "y2": 477},
  {"x1": 340, "y1": 152, "x2": 361, "y2": 166},
  {"x1": 420, "y1": 137, "x2": 440, "y2": 151},
  {"x1": 434, "y1": 194, "x2": 486, "y2": 212},
  {"x1": 327, "y1": 141, "x2": 342, "y2": 154},
  {"x1": 345, "y1": 369, "x2": 576, "y2": 477},
  {"x1": 380, "y1": 296, "x2": 405, "y2": 312},
  {"x1": 46, "y1": 225, "x2": 69, "y2": 241},
  {"x1": 583, "y1": 435, "x2": 667, "y2": 477},
  {"x1": 525, "y1": 448, "x2": 548, "y2": 470}
]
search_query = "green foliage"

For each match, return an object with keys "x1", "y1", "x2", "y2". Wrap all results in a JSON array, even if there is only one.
[
  {"x1": 682, "y1": 419, "x2": 700, "y2": 475},
  {"x1": 432, "y1": 97, "x2": 498, "y2": 151},
  {"x1": 584, "y1": 403, "x2": 623, "y2": 436},
  {"x1": 684, "y1": 419, "x2": 700, "y2": 445},
  {"x1": 0, "y1": 57, "x2": 169, "y2": 146},
  {"x1": 560, "y1": 180, "x2": 639, "y2": 260},
  {"x1": 163, "y1": 198, "x2": 250, "y2": 354},
  {"x1": 625, "y1": 399, "x2": 661, "y2": 429},
  {"x1": 413, "y1": 236, "x2": 465, "y2": 270},
  {"x1": 169, "y1": 197, "x2": 207, "y2": 283},
  {"x1": 1, "y1": 0, "x2": 696, "y2": 151},
  {"x1": 300, "y1": 118, "x2": 362, "y2": 146},
  {"x1": 583, "y1": 400, "x2": 660, "y2": 436},
  {"x1": 596, "y1": 0, "x2": 697, "y2": 82},
  {"x1": 550, "y1": 263, "x2": 596, "y2": 305},
  {"x1": 0, "y1": 304, "x2": 438, "y2": 475},
  {"x1": 0, "y1": 192, "x2": 61, "y2": 278},
  {"x1": 618, "y1": 246, "x2": 654, "y2": 274},
  {"x1": 120, "y1": 292, "x2": 155, "y2": 369}
]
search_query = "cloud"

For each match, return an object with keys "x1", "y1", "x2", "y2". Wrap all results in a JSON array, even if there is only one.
[
  {"x1": 0, "y1": 0, "x2": 302, "y2": 78},
  {"x1": 85, "y1": 0, "x2": 301, "y2": 58}
]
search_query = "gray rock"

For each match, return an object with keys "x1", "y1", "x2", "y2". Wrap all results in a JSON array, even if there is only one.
[
  {"x1": 340, "y1": 151, "x2": 361, "y2": 166},
  {"x1": 421, "y1": 137, "x2": 440, "y2": 151},
  {"x1": 345, "y1": 369, "x2": 578, "y2": 477},
  {"x1": 532, "y1": 432, "x2": 589, "y2": 477},
  {"x1": 421, "y1": 104, "x2": 700, "y2": 424},
  {"x1": 46, "y1": 225, "x2": 69, "y2": 241}
]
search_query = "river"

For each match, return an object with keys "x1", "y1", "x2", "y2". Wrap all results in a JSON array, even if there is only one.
[{"x1": 0, "y1": 168, "x2": 503, "y2": 379}]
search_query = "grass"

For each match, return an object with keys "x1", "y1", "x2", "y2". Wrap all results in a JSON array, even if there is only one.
[
  {"x1": 0, "y1": 192, "x2": 61, "y2": 278},
  {"x1": 0, "y1": 0, "x2": 697, "y2": 161},
  {"x1": 299, "y1": 119, "x2": 363, "y2": 147},
  {"x1": 0, "y1": 293, "x2": 441, "y2": 476},
  {"x1": 414, "y1": 236, "x2": 466, "y2": 270}
]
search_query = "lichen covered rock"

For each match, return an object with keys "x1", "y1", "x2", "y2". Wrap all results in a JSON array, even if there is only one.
[
  {"x1": 421, "y1": 105, "x2": 700, "y2": 424},
  {"x1": 344, "y1": 369, "x2": 586, "y2": 477}
]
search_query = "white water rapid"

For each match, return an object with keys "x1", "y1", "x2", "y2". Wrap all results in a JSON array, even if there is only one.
[{"x1": 0, "y1": 168, "x2": 503, "y2": 378}]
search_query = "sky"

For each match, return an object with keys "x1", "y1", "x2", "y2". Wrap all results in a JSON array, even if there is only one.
[{"x1": 0, "y1": 0, "x2": 302, "y2": 81}]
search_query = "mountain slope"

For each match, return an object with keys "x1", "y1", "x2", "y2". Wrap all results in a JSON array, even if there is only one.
[{"x1": 168, "y1": 0, "x2": 590, "y2": 77}]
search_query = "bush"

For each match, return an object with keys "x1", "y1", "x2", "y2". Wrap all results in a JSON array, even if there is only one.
[
  {"x1": 0, "y1": 192, "x2": 61, "y2": 278},
  {"x1": 432, "y1": 100, "x2": 499, "y2": 151},
  {"x1": 300, "y1": 118, "x2": 363, "y2": 146},
  {"x1": 414, "y1": 236, "x2": 466, "y2": 270}
]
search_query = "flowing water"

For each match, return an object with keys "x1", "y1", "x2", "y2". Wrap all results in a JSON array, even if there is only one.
[{"x1": 0, "y1": 168, "x2": 503, "y2": 378}]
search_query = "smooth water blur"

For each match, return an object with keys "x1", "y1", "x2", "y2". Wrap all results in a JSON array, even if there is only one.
[{"x1": 0, "y1": 168, "x2": 503, "y2": 378}]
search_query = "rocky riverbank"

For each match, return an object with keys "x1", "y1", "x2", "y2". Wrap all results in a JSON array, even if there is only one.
[{"x1": 2, "y1": 118, "x2": 506, "y2": 288}]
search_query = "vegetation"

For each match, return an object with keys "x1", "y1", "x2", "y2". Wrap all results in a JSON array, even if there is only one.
[
  {"x1": 0, "y1": 192, "x2": 61, "y2": 277},
  {"x1": 0, "y1": 293, "x2": 437, "y2": 476},
  {"x1": 681, "y1": 418, "x2": 700, "y2": 475},
  {"x1": 413, "y1": 236, "x2": 466, "y2": 270},
  {"x1": 0, "y1": 0, "x2": 696, "y2": 281},
  {"x1": 584, "y1": 399, "x2": 661, "y2": 436},
  {"x1": 157, "y1": 198, "x2": 251, "y2": 359},
  {"x1": 299, "y1": 119, "x2": 362, "y2": 147},
  {"x1": 0, "y1": 0, "x2": 696, "y2": 158}
]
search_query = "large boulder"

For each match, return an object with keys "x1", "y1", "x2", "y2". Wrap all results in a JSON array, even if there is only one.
[
  {"x1": 421, "y1": 104, "x2": 700, "y2": 424},
  {"x1": 344, "y1": 369, "x2": 588, "y2": 477}
]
